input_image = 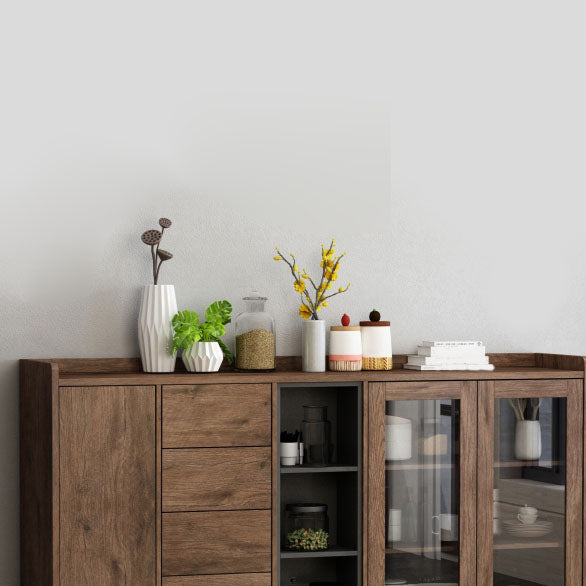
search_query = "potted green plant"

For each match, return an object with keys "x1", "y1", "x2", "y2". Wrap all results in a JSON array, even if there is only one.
[{"x1": 171, "y1": 300, "x2": 233, "y2": 372}]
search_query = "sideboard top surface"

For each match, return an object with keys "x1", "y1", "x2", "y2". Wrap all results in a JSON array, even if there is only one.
[{"x1": 21, "y1": 353, "x2": 586, "y2": 386}]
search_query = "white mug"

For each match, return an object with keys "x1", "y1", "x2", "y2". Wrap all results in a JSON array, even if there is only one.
[{"x1": 517, "y1": 505, "x2": 538, "y2": 524}]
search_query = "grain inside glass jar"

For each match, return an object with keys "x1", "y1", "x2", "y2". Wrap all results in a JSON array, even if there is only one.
[
  {"x1": 236, "y1": 329, "x2": 276, "y2": 370},
  {"x1": 234, "y1": 291, "x2": 276, "y2": 371}
]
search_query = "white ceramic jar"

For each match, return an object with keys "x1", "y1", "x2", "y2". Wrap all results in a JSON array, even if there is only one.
[
  {"x1": 385, "y1": 415, "x2": 412, "y2": 461},
  {"x1": 360, "y1": 319, "x2": 392, "y2": 370},
  {"x1": 329, "y1": 325, "x2": 362, "y2": 371}
]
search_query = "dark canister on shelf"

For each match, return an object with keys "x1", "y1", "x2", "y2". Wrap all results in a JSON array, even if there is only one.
[
  {"x1": 301, "y1": 405, "x2": 332, "y2": 466},
  {"x1": 285, "y1": 503, "x2": 329, "y2": 551}
]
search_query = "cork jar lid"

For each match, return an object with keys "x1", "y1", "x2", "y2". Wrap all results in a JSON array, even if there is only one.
[
  {"x1": 331, "y1": 325, "x2": 361, "y2": 331},
  {"x1": 360, "y1": 321, "x2": 390, "y2": 326}
]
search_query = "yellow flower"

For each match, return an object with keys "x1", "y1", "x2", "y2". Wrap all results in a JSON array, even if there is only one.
[
  {"x1": 327, "y1": 283, "x2": 332, "y2": 289},
  {"x1": 299, "y1": 304, "x2": 312, "y2": 319},
  {"x1": 292, "y1": 265, "x2": 298, "y2": 272},
  {"x1": 338, "y1": 287, "x2": 344, "y2": 293},
  {"x1": 294, "y1": 279, "x2": 306, "y2": 292},
  {"x1": 322, "y1": 302, "x2": 329, "y2": 307},
  {"x1": 316, "y1": 304, "x2": 322, "y2": 312},
  {"x1": 273, "y1": 256, "x2": 281, "y2": 261},
  {"x1": 301, "y1": 272, "x2": 309, "y2": 279}
]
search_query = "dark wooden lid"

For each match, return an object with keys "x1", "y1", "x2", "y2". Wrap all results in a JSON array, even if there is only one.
[{"x1": 359, "y1": 321, "x2": 390, "y2": 326}]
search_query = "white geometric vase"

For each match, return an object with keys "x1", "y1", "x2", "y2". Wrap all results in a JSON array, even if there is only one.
[
  {"x1": 138, "y1": 284, "x2": 177, "y2": 373},
  {"x1": 182, "y1": 341, "x2": 224, "y2": 373}
]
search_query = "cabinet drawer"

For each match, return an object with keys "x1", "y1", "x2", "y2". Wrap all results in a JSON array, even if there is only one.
[
  {"x1": 162, "y1": 510, "x2": 271, "y2": 576},
  {"x1": 162, "y1": 447, "x2": 271, "y2": 511},
  {"x1": 163, "y1": 574, "x2": 271, "y2": 585},
  {"x1": 163, "y1": 384, "x2": 271, "y2": 447}
]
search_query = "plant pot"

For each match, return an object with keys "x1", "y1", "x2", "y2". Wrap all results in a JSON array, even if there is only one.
[
  {"x1": 182, "y1": 341, "x2": 224, "y2": 373},
  {"x1": 302, "y1": 319, "x2": 326, "y2": 372},
  {"x1": 515, "y1": 420, "x2": 542, "y2": 460},
  {"x1": 138, "y1": 284, "x2": 177, "y2": 373}
]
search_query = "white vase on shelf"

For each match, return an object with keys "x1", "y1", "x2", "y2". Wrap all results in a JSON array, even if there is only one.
[
  {"x1": 138, "y1": 284, "x2": 177, "y2": 373},
  {"x1": 515, "y1": 420, "x2": 542, "y2": 460},
  {"x1": 182, "y1": 341, "x2": 224, "y2": 373},
  {"x1": 302, "y1": 319, "x2": 326, "y2": 372}
]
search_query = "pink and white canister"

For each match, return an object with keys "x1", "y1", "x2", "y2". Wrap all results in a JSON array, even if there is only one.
[{"x1": 328, "y1": 318, "x2": 362, "y2": 371}]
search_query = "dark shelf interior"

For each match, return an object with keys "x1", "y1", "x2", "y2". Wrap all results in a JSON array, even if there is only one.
[
  {"x1": 281, "y1": 556, "x2": 358, "y2": 586},
  {"x1": 281, "y1": 465, "x2": 358, "y2": 474},
  {"x1": 278, "y1": 384, "x2": 362, "y2": 586},
  {"x1": 281, "y1": 546, "x2": 358, "y2": 559}
]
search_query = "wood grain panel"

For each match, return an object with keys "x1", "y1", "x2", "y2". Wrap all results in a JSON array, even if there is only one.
[
  {"x1": 162, "y1": 510, "x2": 271, "y2": 576},
  {"x1": 271, "y1": 382, "x2": 278, "y2": 586},
  {"x1": 367, "y1": 382, "x2": 385, "y2": 585},
  {"x1": 163, "y1": 447, "x2": 271, "y2": 511},
  {"x1": 163, "y1": 384, "x2": 271, "y2": 447},
  {"x1": 566, "y1": 379, "x2": 583, "y2": 585},
  {"x1": 59, "y1": 386, "x2": 156, "y2": 585},
  {"x1": 459, "y1": 381, "x2": 477, "y2": 585},
  {"x1": 493, "y1": 378, "x2": 571, "y2": 398},
  {"x1": 382, "y1": 380, "x2": 465, "y2": 399},
  {"x1": 60, "y1": 367, "x2": 584, "y2": 387},
  {"x1": 20, "y1": 359, "x2": 59, "y2": 586},
  {"x1": 163, "y1": 574, "x2": 271, "y2": 585},
  {"x1": 477, "y1": 381, "x2": 495, "y2": 585}
]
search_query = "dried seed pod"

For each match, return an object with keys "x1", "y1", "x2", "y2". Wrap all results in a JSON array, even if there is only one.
[
  {"x1": 157, "y1": 249, "x2": 173, "y2": 261},
  {"x1": 159, "y1": 218, "x2": 172, "y2": 229},
  {"x1": 141, "y1": 229, "x2": 162, "y2": 245}
]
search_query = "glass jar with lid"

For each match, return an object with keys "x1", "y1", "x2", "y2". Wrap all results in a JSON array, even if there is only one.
[
  {"x1": 234, "y1": 291, "x2": 276, "y2": 371},
  {"x1": 285, "y1": 503, "x2": 329, "y2": 551}
]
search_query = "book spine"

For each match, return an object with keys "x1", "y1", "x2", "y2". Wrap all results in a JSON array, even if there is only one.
[
  {"x1": 407, "y1": 355, "x2": 489, "y2": 366},
  {"x1": 418, "y1": 346, "x2": 486, "y2": 357}
]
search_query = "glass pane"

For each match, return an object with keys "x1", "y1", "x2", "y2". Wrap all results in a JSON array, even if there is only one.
[
  {"x1": 493, "y1": 397, "x2": 566, "y2": 586},
  {"x1": 385, "y1": 399, "x2": 460, "y2": 585}
]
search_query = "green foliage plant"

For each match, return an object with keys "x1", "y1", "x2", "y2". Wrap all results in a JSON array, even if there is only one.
[{"x1": 171, "y1": 300, "x2": 233, "y2": 364}]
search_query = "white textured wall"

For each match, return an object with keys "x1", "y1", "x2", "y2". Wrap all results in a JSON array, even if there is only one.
[{"x1": 1, "y1": 1, "x2": 585, "y2": 583}]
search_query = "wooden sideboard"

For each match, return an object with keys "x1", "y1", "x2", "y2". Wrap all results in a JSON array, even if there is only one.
[{"x1": 20, "y1": 354, "x2": 586, "y2": 585}]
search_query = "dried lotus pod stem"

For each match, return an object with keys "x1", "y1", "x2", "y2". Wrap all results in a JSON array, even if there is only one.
[{"x1": 141, "y1": 219, "x2": 173, "y2": 285}]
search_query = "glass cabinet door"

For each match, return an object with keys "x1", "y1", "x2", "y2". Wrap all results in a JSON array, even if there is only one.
[
  {"x1": 478, "y1": 380, "x2": 582, "y2": 586},
  {"x1": 368, "y1": 382, "x2": 476, "y2": 585}
]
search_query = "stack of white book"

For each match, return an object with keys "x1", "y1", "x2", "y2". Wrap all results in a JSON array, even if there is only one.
[{"x1": 405, "y1": 341, "x2": 495, "y2": 371}]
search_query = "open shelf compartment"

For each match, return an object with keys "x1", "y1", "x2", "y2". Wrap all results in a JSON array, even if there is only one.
[{"x1": 277, "y1": 382, "x2": 362, "y2": 586}]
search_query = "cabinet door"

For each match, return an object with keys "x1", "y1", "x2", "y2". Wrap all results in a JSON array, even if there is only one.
[
  {"x1": 478, "y1": 380, "x2": 583, "y2": 586},
  {"x1": 59, "y1": 386, "x2": 156, "y2": 585},
  {"x1": 368, "y1": 381, "x2": 477, "y2": 585}
]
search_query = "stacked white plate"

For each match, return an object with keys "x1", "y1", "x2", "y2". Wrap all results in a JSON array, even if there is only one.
[{"x1": 502, "y1": 519, "x2": 553, "y2": 538}]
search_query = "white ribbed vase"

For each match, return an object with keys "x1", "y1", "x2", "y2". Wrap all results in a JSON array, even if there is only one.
[
  {"x1": 182, "y1": 341, "x2": 224, "y2": 373},
  {"x1": 138, "y1": 284, "x2": 177, "y2": 373}
]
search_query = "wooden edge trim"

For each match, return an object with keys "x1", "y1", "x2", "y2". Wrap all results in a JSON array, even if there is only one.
[
  {"x1": 362, "y1": 381, "x2": 369, "y2": 585},
  {"x1": 567, "y1": 379, "x2": 583, "y2": 585},
  {"x1": 156, "y1": 385, "x2": 162, "y2": 585},
  {"x1": 271, "y1": 382, "x2": 278, "y2": 586},
  {"x1": 536, "y1": 353, "x2": 586, "y2": 371},
  {"x1": 460, "y1": 381, "x2": 477, "y2": 584},
  {"x1": 477, "y1": 381, "x2": 494, "y2": 585},
  {"x1": 580, "y1": 357, "x2": 586, "y2": 584},
  {"x1": 367, "y1": 382, "x2": 385, "y2": 585},
  {"x1": 30, "y1": 352, "x2": 585, "y2": 375}
]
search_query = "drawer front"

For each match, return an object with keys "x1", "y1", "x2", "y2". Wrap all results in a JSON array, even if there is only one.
[
  {"x1": 163, "y1": 384, "x2": 271, "y2": 447},
  {"x1": 162, "y1": 447, "x2": 271, "y2": 511},
  {"x1": 162, "y1": 510, "x2": 271, "y2": 575},
  {"x1": 162, "y1": 574, "x2": 271, "y2": 585}
]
